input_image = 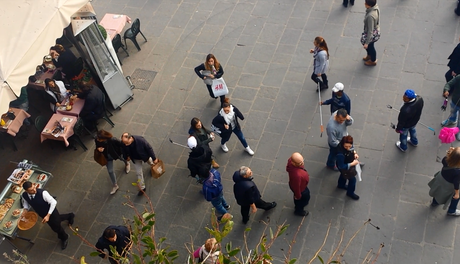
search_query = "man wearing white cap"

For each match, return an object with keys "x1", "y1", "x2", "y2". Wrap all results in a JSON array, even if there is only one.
[
  {"x1": 320, "y1": 83, "x2": 351, "y2": 115},
  {"x1": 187, "y1": 136, "x2": 213, "y2": 182}
]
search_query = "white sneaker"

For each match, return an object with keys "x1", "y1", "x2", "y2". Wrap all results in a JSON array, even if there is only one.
[
  {"x1": 125, "y1": 163, "x2": 130, "y2": 174},
  {"x1": 221, "y1": 144, "x2": 228, "y2": 152},
  {"x1": 245, "y1": 146, "x2": 254, "y2": 155},
  {"x1": 447, "y1": 209, "x2": 460, "y2": 216},
  {"x1": 110, "y1": 184, "x2": 119, "y2": 195}
]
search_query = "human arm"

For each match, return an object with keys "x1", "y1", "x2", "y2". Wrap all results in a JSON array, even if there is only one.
[
  {"x1": 322, "y1": 98, "x2": 333, "y2": 105},
  {"x1": 21, "y1": 195, "x2": 30, "y2": 211},
  {"x1": 194, "y1": 64, "x2": 206, "y2": 79},
  {"x1": 214, "y1": 65, "x2": 224, "y2": 79},
  {"x1": 363, "y1": 14, "x2": 376, "y2": 46},
  {"x1": 42, "y1": 191, "x2": 57, "y2": 223},
  {"x1": 345, "y1": 115, "x2": 353, "y2": 126},
  {"x1": 250, "y1": 203, "x2": 257, "y2": 213},
  {"x1": 141, "y1": 137, "x2": 157, "y2": 162},
  {"x1": 233, "y1": 106, "x2": 245, "y2": 120},
  {"x1": 345, "y1": 98, "x2": 351, "y2": 116},
  {"x1": 443, "y1": 76, "x2": 460, "y2": 97}
]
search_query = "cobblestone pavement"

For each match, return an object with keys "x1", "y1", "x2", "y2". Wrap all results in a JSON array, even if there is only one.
[{"x1": 1, "y1": 0, "x2": 460, "y2": 263}]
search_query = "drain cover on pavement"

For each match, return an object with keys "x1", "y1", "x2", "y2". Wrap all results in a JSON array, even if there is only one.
[{"x1": 131, "y1": 69, "x2": 157, "y2": 91}]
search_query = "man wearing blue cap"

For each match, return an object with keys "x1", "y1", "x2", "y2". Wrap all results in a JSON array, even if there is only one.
[{"x1": 395, "y1": 89, "x2": 424, "y2": 152}]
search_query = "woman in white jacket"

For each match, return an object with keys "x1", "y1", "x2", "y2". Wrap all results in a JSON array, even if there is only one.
[{"x1": 310, "y1": 36, "x2": 330, "y2": 91}]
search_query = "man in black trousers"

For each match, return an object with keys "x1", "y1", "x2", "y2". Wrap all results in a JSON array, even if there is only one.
[
  {"x1": 233, "y1": 166, "x2": 276, "y2": 224},
  {"x1": 21, "y1": 181, "x2": 74, "y2": 250}
]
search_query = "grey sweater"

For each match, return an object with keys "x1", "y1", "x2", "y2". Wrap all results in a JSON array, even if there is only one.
[
  {"x1": 326, "y1": 111, "x2": 354, "y2": 147},
  {"x1": 313, "y1": 48, "x2": 329, "y2": 74},
  {"x1": 363, "y1": 5, "x2": 380, "y2": 45}
]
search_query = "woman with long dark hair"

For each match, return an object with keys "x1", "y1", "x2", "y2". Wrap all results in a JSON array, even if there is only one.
[
  {"x1": 336, "y1": 135, "x2": 360, "y2": 200},
  {"x1": 194, "y1": 54, "x2": 225, "y2": 104},
  {"x1": 189, "y1": 117, "x2": 219, "y2": 168},
  {"x1": 95, "y1": 129, "x2": 129, "y2": 195},
  {"x1": 310, "y1": 36, "x2": 329, "y2": 91},
  {"x1": 44, "y1": 78, "x2": 68, "y2": 112}
]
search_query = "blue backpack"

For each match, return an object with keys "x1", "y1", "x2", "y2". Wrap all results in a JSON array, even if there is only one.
[{"x1": 202, "y1": 169, "x2": 223, "y2": 201}]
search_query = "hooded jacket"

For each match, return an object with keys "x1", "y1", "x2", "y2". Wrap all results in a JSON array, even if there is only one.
[
  {"x1": 363, "y1": 4, "x2": 380, "y2": 45},
  {"x1": 95, "y1": 137, "x2": 124, "y2": 161},
  {"x1": 322, "y1": 91, "x2": 351, "y2": 115},
  {"x1": 396, "y1": 95, "x2": 424, "y2": 130},
  {"x1": 211, "y1": 105, "x2": 244, "y2": 137},
  {"x1": 188, "y1": 145, "x2": 212, "y2": 179},
  {"x1": 232, "y1": 171, "x2": 261, "y2": 206},
  {"x1": 286, "y1": 158, "x2": 309, "y2": 200},
  {"x1": 448, "y1": 43, "x2": 460, "y2": 74},
  {"x1": 122, "y1": 135, "x2": 156, "y2": 163},
  {"x1": 95, "y1": 225, "x2": 131, "y2": 258}
]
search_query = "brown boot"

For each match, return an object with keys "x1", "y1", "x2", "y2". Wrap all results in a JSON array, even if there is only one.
[
  {"x1": 362, "y1": 55, "x2": 371, "y2": 61},
  {"x1": 211, "y1": 159, "x2": 220, "y2": 168},
  {"x1": 364, "y1": 60, "x2": 377, "y2": 66}
]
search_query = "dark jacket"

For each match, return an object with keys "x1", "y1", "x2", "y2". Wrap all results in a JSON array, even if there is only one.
[
  {"x1": 396, "y1": 95, "x2": 424, "y2": 131},
  {"x1": 122, "y1": 135, "x2": 156, "y2": 163},
  {"x1": 211, "y1": 105, "x2": 244, "y2": 138},
  {"x1": 53, "y1": 50, "x2": 78, "y2": 78},
  {"x1": 95, "y1": 137, "x2": 124, "y2": 161},
  {"x1": 189, "y1": 127, "x2": 213, "y2": 146},
  {"x1": 233, "y1": 171, "x2": 261, "y2": 206},
  {"x1": 444, "y1": 76, "x2": 460, "y2": 106},
  {"x1": 448, "y1": 43, "x2": 460, "y2": 74},
  {"x1": 22, "y1": 189, "x2": 51, "y2": 218},
  {"x1": 336, "y1": 145, "x2": 357, "y2": 179},
  {"x1": 194, "y1": 63, "x2": 224, "y2": 80},
  {"x1": 95, "y1": 225, "x2": 131, "y2": 258},
  {"x1": 188, "y1": 145, "x2": 212, "y2": 179},
  {"x1": 78, "y1": 86, "x2": 104, "y2": 119},
  {"x1": 322, "y1": 92, "x2": 351, "y2": 115}
]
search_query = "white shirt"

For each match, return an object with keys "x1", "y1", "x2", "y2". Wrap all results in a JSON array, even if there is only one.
[{"x1": 22, "y1": 190, "x2": 57, "y2": 215}]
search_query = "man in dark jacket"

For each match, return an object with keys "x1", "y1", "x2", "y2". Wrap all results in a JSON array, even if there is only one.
[
  {"x1": 73, "y1": 85, "x2": 104, "y2": 131},
  {"x1": 446, "y1": 36, "x2": 460, "y2": 82},
  {"x1": 96, "y1": 225, "x2": 131, "y2": 264},
  {"x1": 233, "y1": 166, "x2": 276, "y2": 224},
  {"x1": 121, "y1": 133, "x2": 158, "y2": 196},
  {"x1": 395, "y1": 89, "x2": 424, "y2": 152},
  {"x1": 187, "y1": 136, "x2": 212, "y2": 182},
  {"x1": 320, "y1": 82, "x2": 351, "y2": 115},
  {"x1": 21, "y1": 181, "x2": 75, "y2": 250}
]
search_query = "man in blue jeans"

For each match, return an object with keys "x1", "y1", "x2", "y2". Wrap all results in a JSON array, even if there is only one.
[
  {"x1": 395, "y1": 89, "x2": 424, "y2": 152},
  {"x1": 326, "y1": 109, "x2": 353, "y2": 170},
  {"x1": 442, "y1": 75, "x2": 460, "y2": 141},
  {"x1": 203, "y1": 169, "x2": 232, "y2": 221}
]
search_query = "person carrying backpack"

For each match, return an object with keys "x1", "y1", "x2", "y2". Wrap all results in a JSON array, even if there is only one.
[{"x1": 202, "y1": 169, "x2": 232, "y2": 221}]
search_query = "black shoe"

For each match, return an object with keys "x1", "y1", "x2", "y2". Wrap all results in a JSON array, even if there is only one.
[
  {"x1": 242, "y1": 219, "x2": 249, "y2": 224},
  {"x1": 320, "y1": 83, "x2": 329, "y2": 90},
  {"x1": 456, "y1": 9, "x2": 460, "y2": 16},
  {"x1": 347, "y1": 193, "x2": 360, "y2": 200},
  {"x1": 68, "y1": 213, "x2": 75, "y2": 226},
  {"x1": 224, "y1": 205, "x2": 230, "y2": 210},
  {"x1": 294, "y1": 210, "x2": 309, "y2": 216},
  {"x1": 337, "y1": 185, "x2": 348, "y2": 190},
  {"x1": 61, "y1": 237, "x2": 69, "y2": 250},
  {"x1": 343, "y1": 2, "x2": 348, "y2": 7},
  {"x1": 265, "y1": 202, "x2": 277, "y2": 210},
  {"x1": 137, "y1": 188, "x2": 146, "y2": 196},
  {"x1": 350, "y1": 0, "x2": 354, "y2": 5}
]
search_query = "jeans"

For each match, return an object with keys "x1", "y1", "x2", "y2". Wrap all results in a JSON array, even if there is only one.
[
  {"x1": 432, "y1": 197, "x2": 460, "y2": 214},
  {"x1": 132, "y1": 159, "x2": 146, "y2": 189},
  {"x1": 447, "y1": 101, "x2": 460, "y2": 126},
  {"x1": 338, "y1": 175, "x2": 357, "y2": 196},
  {"x1": 211, "y1": 192, "x2": 229, "y2": 216},
  {"x1": 366, "y1": 42, "x2": 377, "y2": 62},
  {"x1": 206, "y1": 84, "x2": 225, "y2": 104},
  {"x1": 221, "y1": 127, "x2": 248, "y2": 148},
  {"x1": 399, "y1": 126, "x2": 418, "y2": 150},
  {"x1": 106, "y1": 160, "x2": 116, "y2": 185},
  {"x1": 326, "y1": 144, "x2": 338, "y2": 168},
  {"x1": 241, "y1": 198, "x2": 273, "y2": 223},
  {"x1": 293, "y1": 187, "x2": 310, "y2": 214},
  {"x1": 310, "y1": 73, "x2": 328, "y2": 87}
]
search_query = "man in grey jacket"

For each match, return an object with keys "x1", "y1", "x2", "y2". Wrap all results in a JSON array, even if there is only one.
[{"x1": 326, "y1": 109, "x2": 353, "y2": 170}]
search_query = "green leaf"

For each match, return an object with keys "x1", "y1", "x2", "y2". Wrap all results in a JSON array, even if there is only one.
[
  {"x1": 244, "y1": 227, "x2": 252, "y2": 232},
  {"x1": 317, "y1": 255, "x2": 324, "y2": 264},
  {"x1": 89, "y1": 251, "x2": 100, "y2": 257},
  {"x1": 288, "y1": 258, "x2": 297, "y2": 264},
  {"x1": 131, "y1": 182, "x2": 138, "y2": 186},
  {"x1": 167, "y1": 250, "x2": 178, "y2": 257},
  {"x1": 261, "y1": 242, "x2": 266, "y2": 252},
  {"x1": 221, "y1": 221, "x2": 234, "y2": 238},
  {"x1": 159, "y1": 237, "x2": 166, "y2": 243},
  {"x1": 269, "y1": 227, "x2": 274, "y2": 239},
  {"x1": 263, "y1": 254, "x2": 272, "y2": 260},
  {"x1": 277, "y1": 225, "x2": 289, "y2": 237},
  {"x1": 228, "y1": 248, "x2": 240, "y2": 257},
  {"x1": 142, "y1": 225, "x2": 152, "y2": 232},
  {"x1": 225, "y1": 242, "x2": 232, "y2": 252}
]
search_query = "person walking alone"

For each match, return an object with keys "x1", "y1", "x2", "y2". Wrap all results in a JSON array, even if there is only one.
[
  {"x1": 194, "y1": 54, "x2": 226, "y2": 104},
  {"x1": 441, "y1": 76, "x2": 460, "y2": 140},
  {"x1": 320, "y1": 82, "x2": 351, "y2": 115},
  {"x1": 286, "y1": 153, "x2": 310, "y2": 216},
  {"x1": 362, "y1": 0, "x2": 380, "y2": 66},
  {"x1": 395, "y1": 89, "x2": 424, "y2": 152},
  {"x1": 310, "y1": 36, "x2": 329, "y2": 91}
]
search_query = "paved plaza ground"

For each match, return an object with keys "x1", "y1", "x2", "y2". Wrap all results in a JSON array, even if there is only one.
[{"x1": 1, "y1": 0, "x2": 460, "y2": 263}]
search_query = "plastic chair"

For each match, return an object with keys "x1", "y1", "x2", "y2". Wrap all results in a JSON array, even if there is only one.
[
  {"x1": 69, "y1": 118, "x2": 88, "y2": 151},
  {"x1": 113, "y1": 34, "x2": 129, "y2": 59},
  {"x1": 123, "y1": 18, "x2": 147, "y2": 51},
  {"x1": 101, "y1": 94, "x2": 115, "y2": 127},
  {"x1": 34, "y1": 116, "x2": 47, "y2": 132}
]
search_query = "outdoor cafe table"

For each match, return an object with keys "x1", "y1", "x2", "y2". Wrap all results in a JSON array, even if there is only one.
[
  {"x1": 0, "y1": 108, "x2": 30, "y2": 137},
  {"x1": 56, "y1": 98, "x2": 85, "y2": 117},
  {"x1": 40, "y1": 114, "x2": 77, "y2": 147},
  {"x1": 99, "y1": 13, "x2": 132, "y2": 40},
  {"x1": 27, "y1": 68, "x2": 59, "y2": 90}
]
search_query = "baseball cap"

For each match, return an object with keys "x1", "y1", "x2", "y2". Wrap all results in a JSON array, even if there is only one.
[
  {"x1": 332, "y1": 83, "x2": 344, "y2": 93},
  {"x1": 404, "y1": 89, "x2": 416, "y2": 99},
  {"x1": 187, "y1": 136, "x2": 197, "y2": 149}
]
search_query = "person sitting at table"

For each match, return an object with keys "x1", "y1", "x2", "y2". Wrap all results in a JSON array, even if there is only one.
[
  {"x1": 71, "y1": 84, "x2": 104, "y2": 131},
  {"x1": 9, "y1": 86, "x2": 30, "y2": 125},
  {"x1": 44, "y1": 78, "x2": 68, "y2": 112},
  {"x1": 50, "y1": 44, "x2": 78, "y2": 79}
]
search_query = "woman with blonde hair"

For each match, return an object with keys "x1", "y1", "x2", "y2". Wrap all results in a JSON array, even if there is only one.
[
  {"x1": 429, "y1": 147, "x2": 460, "y2": 216},
  {"x1": 309, "y1": 36, "x2": 329, "y2": 91},
  {"x1": 193, "y1": 238, "x2": 220, "y2": 263},
  {"x1": 194, "y1": 54, "x2": 226, "y2": 104}
]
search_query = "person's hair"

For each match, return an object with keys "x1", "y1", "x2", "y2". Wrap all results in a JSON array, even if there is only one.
[
  {"x1": 239, "y1": 166, "x2": 249, "y2": 176},
  {"x1": 44, "y1": 78, "x2": 54, "y2": 88},
  {"x1": 204, "y1": 54, "x2": 220, "y2": 72},
  {"x1": 365, "y1": 0, "x2": 376, "y2": 7},
  {"x1": 221, "y1": 97, "x2": 231, "y2": 108},
  {"x1": 103, "y1": 228, "x2": 116, "y2": 239},
  {"x1": 315, "y1": 36, "x2": 329, "y2": 58},
  {"x1": 190, "y1": 117, "x2": 208, "y2": 132},
  {"x1": 51, "y1": 44, "x2": 65, "y2": 54},
  {"x1": 204, "y1": 238, "x2": 218, "y2": 252},
  {"x1": 97, "y1": 129, "x2": 113, "y2": 140},
  {"x1": 340, "y1": 135, "x2": 354, "y2": 147},
  {"x1": 446, "y1": 147, "x2": 460, "y2": 168},
  {"x1": 23, "y1": 181, "x2": 33, "y2": 190},
  {"x1": 337, "y1": 108, "x2": 348, "y2": 118},
  {"x1": 122, "y1": 132, "x2": 132, "y2": 140}
]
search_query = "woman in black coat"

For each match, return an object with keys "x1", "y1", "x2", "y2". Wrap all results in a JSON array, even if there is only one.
[
  {"x1": 194, "y1": 54, "x2": 226, "y2": 104},
  {"x1": 336, "y1": 135, "x2": 360, "y2": 200},
  {"x1": 212, "y1": 98, "x2": 254, "y2": 155},
  {"x1": 95, "y1": 130, "x2": 128, "y2": 195},
  {"x1": 446, "y1": 37, "x2": 460, "y2": 82},
  {"x1": 189, "y1": 117, "x2": 219, "y2": 168}
]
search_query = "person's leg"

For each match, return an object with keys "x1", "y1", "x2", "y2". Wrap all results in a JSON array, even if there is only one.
[
  {"x1": 408, "y1": 126, "x2": 418, "y2": 145},
  {"x1": 220, "y1": 133, "x2": 231, "y2": 145},
  {"x1": 206, "y1": 85, "x2": 216, "y2": 98},
  {"x1": 211, "y1": 193, "x2": 227, "y2": 216},
  {"x1": 106, "y1": 160, "x2": 117, "y2": 185},
  {"x1": 450, "y1": 101, "x2": 459, "y2": 123},
  {"x1": 254, "y1": 198, "x2": 272, "y2": 210},
  {"x1": 326, "y1": 144, "x2": 338, "y2": 168},
  {"x1": 311, "y1": 72, "x2": 320, "y2": 84},
  {"x1": 219, "y1": 95, "x2": 225, "y2": 105},
  {"x1": 233, "y1": 127, "x2": 248, "y2": 148},
  {"x1": 343, "y1": 0, "x2": 349, "y2": 7},
  {"x1": 367, "y1": 42, "x2": 377, "y2": 62},
  {"x1": 321, "y1": 74, "x2": 328, "y2": 88},
  {"x1": 240, "y1": 205, "x2": 250, "y2": 223},
  {"x1": 398, "y1": 128, "x2": 409, "y2": 151},
  {"x1": 48, "y1": 211, "x2": 68, "y2": 241},
  {"x1": 221, "y1": 194, "x2": 229, "y2": 208},
  {"x1": 132, "y1": 160, "x2": 145, "y2": 189},
  {"x1": 346, "y1": 177, "x2": 357, "y2": 196},
  {"x1": 337, "y1": 174, "x2": 347, "y2": 188},
  {"x1": 300, "y1": 188, "x2": 310, "y2": 208},
  {"x1": 431, "y1": 198, "x2": 439, "y2": 206},
  {"x1": 448, "y1": 197, "x2": 460, "y2": 214}
]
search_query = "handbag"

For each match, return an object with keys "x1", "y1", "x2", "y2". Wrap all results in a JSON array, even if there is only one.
[
  {"x1": 201, "y1": 70, "x2": 213, "y2": 85},
  {"x1": 211, "y1": 78, "x2": 229, "y2": 97},
  {"x1": 151, "y1": 159, "x2": 165, "y2": 179},
  {"x1": 94, "y1": 149, "x2": 107, "y2": 166},
  {"x1": 341, "y1": 166, "x2": 357, "y2": 179},
  {"x1": 360, "y1": 28, "x2": 380, "y2": 45}
]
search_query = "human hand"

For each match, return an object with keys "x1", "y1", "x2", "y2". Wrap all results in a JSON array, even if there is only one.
[
  {"x1": 454, "y1": 193, "x2": 459, "y2": 199},
  {"x1": 354, "y1": 152, "x2": 359, "y2": 160},
  {"x1": 251, "y1": 204, "x2": 257, "y2": 213},
  {"x1": 42, "y1": 214, "x2": 50, "y2": 223},
  {"x1": 444, "y1": 91, "x2": 450, "y2": 97},
  {"x1": 346, "y1": 115, "x2": 351, "y2": 120},
  {"x1": 363, "y1": 44, "x2": 368, "y2": 49},
  {"x1": 209, "y1": 74, "x2": 215, "y2": 79},
  {"x1": 319, "y1": 101, "x2": 323, "y2": 105},
  {"x1": 154, "y1": 158, "x2": 159, "y2": 164},
  {"x1": 395, "y1": 129, "x2": 401, "y2": 133},
  {"x1": 452, "y1": 71, "x2": 457, "y2": 77},
  {"x1": 309, "y1": 49, "x2": 314, "y2": 53},
  {"x1": 224, "y1": 124, "x2": 229, "y2": 130},
  {"x1": 351, "y1": 160, "x2": 359, "y2": 166},
  {"x1": 56, "y1": 103, "x2": 61, "y2": 107},
  {"x1": 97, "y1": 147, "x2": 104, "y2": 152}
]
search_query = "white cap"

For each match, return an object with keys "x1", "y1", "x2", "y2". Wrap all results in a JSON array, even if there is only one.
[
  {"x1": 332, "y1": 82, "x2": 344, "y2": 93},
  {"x1": 187, "y1": 136, "x2": 197, "y2": 149}
]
